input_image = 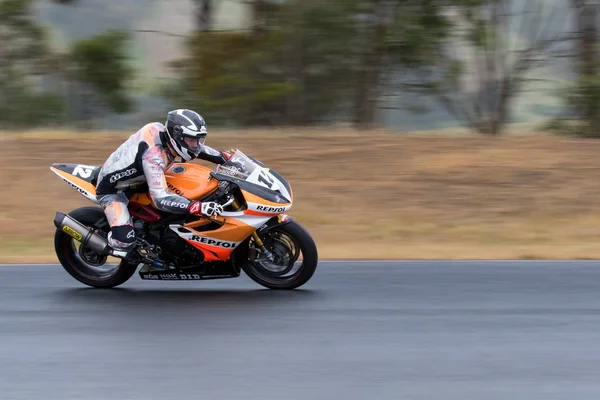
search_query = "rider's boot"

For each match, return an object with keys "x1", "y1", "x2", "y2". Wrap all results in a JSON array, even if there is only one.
[{"x1": 107, "y1": 231, "x2": 142, "y2": 264}]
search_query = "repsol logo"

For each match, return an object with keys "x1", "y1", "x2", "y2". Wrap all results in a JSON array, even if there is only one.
[
  {"x1": 256, "y1": 205, "x2": 286, "y2": 213},
  {"x1": 191, "y1": 235, "x2": 237, "y2": 248},
  {"x1": 160, "y1": 200, "x2": 187, "y2": 209},
  {"x1": 167, "y1": 182, "x2": 184, "y2": 196},
  {"x1": 110, "y1": 168, "x2": 137, "y2": 183},
  {"x1": 63, "y1": 179, "x2": 90, "y2": 197}
]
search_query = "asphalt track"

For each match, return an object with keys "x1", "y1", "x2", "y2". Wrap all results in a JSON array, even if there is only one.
[{"x1": 1, "y1": 261, "x2": 600, "y2": 400}]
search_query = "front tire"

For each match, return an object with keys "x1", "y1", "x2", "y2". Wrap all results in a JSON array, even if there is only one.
[
  {"x1": 54, "y1": 206, "x2": 138, "y2": 288},
  {"x1": 242, "y1": 220, "x2": 318, "y2": 290}
]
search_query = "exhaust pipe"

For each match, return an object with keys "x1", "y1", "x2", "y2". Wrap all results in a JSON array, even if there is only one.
[{"x1": 53, "y1": 212, "x2": 111, "y2": 256}]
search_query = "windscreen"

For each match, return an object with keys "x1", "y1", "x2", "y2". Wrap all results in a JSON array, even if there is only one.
[
  {"x1": 214, "y1": 150, "x2": 261, "y2": 180},
  {"x1": 214, "y1": 150, "x2": 289, "y2": 200}
]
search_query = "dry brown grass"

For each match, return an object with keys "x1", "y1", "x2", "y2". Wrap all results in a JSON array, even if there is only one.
[{"x1": 2, "y1": 127, "x2": 600, "y2": 263}]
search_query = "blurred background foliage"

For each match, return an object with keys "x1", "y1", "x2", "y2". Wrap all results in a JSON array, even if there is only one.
[{"x1": 1, "y1": 0, "x2": 599, "y2": 136}]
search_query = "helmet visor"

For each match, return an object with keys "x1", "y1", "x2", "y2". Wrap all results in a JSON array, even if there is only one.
[{"x1": 183, "y1": 135, "x2": 206, "y2": 155}]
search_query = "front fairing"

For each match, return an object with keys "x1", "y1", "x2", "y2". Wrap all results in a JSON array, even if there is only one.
[{"x1": 210, "y1": 150, "x2": 293, "y2": 205}]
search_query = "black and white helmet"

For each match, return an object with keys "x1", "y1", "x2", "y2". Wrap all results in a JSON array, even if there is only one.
[{"x1": 164, "y1": 109, "x2": 208, "y2": 161}]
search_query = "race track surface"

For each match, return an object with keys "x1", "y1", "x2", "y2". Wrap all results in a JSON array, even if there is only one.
[{"x1": 1, "y1": 261, "x2": 600, "y2": 400}]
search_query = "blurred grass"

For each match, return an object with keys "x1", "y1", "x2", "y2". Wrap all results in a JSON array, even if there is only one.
[{"x1": 2, "y1": 126, "x2": 600, "y2": 263}]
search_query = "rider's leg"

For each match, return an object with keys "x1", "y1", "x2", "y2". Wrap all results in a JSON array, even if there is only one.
[{"x1": 97, "y1": 193, "x2": 136, "y2": 257}]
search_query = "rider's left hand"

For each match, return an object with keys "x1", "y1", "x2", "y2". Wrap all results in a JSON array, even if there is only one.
[{"x1": 188, "y1": 201, "x2": 223, "y2": 218}]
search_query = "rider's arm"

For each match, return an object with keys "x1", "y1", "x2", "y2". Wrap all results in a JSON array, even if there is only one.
[
  {"x1": 142, "y1": 146, "x2": 193, "y2": 214},
  {"x1": 197, "y1": 145, "x2": 231, "y2": 165}
]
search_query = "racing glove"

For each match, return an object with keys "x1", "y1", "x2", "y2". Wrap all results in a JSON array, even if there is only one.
[{"x1": 187, "y1": 201, "x2": 224, "y2": 218}]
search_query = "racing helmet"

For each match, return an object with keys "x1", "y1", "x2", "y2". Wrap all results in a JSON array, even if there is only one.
[{"x1": 164, "y1": 109, "x2": 208, "y2": 161}]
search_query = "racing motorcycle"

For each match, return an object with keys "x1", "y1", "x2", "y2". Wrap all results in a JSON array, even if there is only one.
[{"x1": 49, "y1": 149, "x2": 318, "y2": 289}]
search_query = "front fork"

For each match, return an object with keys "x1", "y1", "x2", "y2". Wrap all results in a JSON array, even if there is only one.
[
  {"x1": 252, "y1": 214, "x2": 293, "y2": 262},
  {"x1": 230, "y1": 198, "x2": 289, "y2": 262},
  {"x1": 252, "y1": 232, "x2": 274, "y2": 261}
]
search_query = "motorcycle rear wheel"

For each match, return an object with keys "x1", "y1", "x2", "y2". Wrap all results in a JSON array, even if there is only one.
[{"x1": 54, "y1": 206, "x2": 138, "y2": 288}]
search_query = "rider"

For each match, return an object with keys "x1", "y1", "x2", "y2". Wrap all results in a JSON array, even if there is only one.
[{"x1": 95, "y1": 109, "x2": 231, "y2": 260}]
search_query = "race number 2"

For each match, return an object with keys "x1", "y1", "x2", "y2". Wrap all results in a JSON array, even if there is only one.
[{"x1": 73, "y1": 165, "x2": 95, "y2": 179}]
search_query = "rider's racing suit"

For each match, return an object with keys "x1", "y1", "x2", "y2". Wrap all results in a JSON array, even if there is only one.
[{"x1": 95, "y1": 122, "x2": 229, "y2": 252}]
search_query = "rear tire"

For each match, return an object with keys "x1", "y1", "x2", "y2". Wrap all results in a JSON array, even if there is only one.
[
  {"x1": 241, "y1": 220, "x2": 318, "y2": 290},
  {"x1": 54, "y1": 206, "x2": 138, "y2": 288}
]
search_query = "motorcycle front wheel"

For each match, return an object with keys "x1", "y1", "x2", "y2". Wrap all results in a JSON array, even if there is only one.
[{"x1": 241, "y1": 220, "x2": 318, "y2": 290}]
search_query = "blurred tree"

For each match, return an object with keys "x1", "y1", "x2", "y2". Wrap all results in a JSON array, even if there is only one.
[
  {"x1": 551, "y1": 0, "x2": 600, "y2": 137},
  {"x1": 570, "y1": 0, "x2": 599, "y2": 137},
  {"x1": 0, "y1": 0, "x2": 66, "y2": 128},
  {"x1": 163, "y1": 0, "x2": 451, "y2": 128},
  {"x1": 355, "y1": 0, "x2": 452, "y2": 128},
  {"x1": 52, "y1": 0, "x2": 215, "y2": 33},
  {"x1": 282, "y1": 0, "x2": 358, "y2": 125},
  {"x1": 63, "y1": 30, "x2": 136, "y2": 128},
  {"x1": 194, "y1": 0, "x2": 213, "y2": 32},
  {"x1": 352, "y1": 0, "x2": 391, "y2": 128},
  {"x1": 250, "y1": 0, "x2": 271, "y2": 36},
  {"x1": 399, "y1": 0, "x2": 569, "y2": 136},
  {"x1": 164, "y1": 0, "x2": 361, "y2": 126}
]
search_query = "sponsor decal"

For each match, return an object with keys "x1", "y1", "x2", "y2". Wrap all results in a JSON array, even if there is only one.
[
  {"x1": 141, "y1": 273, "x2": 234, "y2": 280},
  {"x1": 110, "y1": 168, "x2": 137, "y2": 183},
  {"x1": 167, "y1": 182, "x2": 184, "y2": 196},
  {"x1": 160, "y1": 199, "x2": 188, "y2": 209},
  {"x1": 144, "y1": 273, "x2": 202, "y2": 280},
  {"x1": 62, "y1": 178, "x2": 93, "y2": 198},
  {"x1": 150, "y1": 157, "x2": 166, "y2": 168},
  {"x1": 217, "y1": 167, "x2": 240, "y2": 177},
  {"x1": 190, "y1": 234, "x2": 237, "y2": 248},
  {"x1": 188, "y1": 202, "x2": 200, "y2": 214},
  {"x1": 256, "y1": 205, "x2": 286, "y2": 213},
  {"x1": 62, "y1": 225, "x2": 82, "y2": 241},
  {"x1": 172, "y1": 166, "x2": 186, "y2": 174}
]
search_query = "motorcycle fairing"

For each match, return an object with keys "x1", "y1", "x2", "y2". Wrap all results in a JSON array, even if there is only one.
[
  {"x1": 50, "y1": 162, "x2": 219, "y2": 206},
  {"x1": 50, "y1": 163, "x2": 99, "y2": 203},
  {"x1": 173, "y1": 213, "x2": 273, "y2": 262}
]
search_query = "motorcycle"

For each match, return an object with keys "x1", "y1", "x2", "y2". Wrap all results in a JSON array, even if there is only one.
[{"x1": 49, "y1": 149, "x2": 318, "y2": 289}]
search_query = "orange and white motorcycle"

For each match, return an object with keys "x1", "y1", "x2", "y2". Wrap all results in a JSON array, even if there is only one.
[{"x1": 50, "y1": 149, "x2": 318, "y2": 289}]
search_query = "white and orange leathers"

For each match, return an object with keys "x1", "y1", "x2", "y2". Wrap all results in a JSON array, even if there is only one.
[{"x1": 95, "y1": 122, "x2": 228, "y2": 250}]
